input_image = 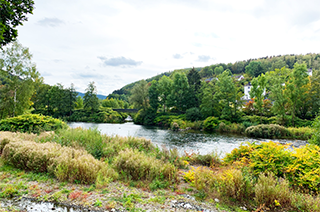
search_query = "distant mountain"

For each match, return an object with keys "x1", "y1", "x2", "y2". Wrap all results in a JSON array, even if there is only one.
[{"x1": 77, "y1": 92, "x2": 107, "y2": 100}]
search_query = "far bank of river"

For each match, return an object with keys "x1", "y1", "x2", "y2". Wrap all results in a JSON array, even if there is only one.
[{"x1": 68, "y1": 122, "x2": 307, "y2": 156}]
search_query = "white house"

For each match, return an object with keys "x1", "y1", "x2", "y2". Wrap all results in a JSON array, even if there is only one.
[
  {"x1": 242, "y1": 82, "x2": 266, "y2": 101},
  {"x1": 307, "y1": 68, "x2": 312, "y2": 76},
  {"x1": 234, "y1": 75, "x2": 245, "y2": 81}
]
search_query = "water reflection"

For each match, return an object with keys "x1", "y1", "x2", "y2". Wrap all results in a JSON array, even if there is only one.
[{"x1": 68, "y1": 122, "x2": 307, "y2": 156}]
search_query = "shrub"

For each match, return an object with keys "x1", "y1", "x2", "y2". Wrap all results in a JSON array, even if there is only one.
[
  {"x1": 203, "y1": 116, "x2": 219, "y2": 132},
  {"x1": 193, "y1": 167, "x2": 216, "y2": 192},
  {"x1": 218, "y1": 122, "x2": 227, "y2": 132},
  {"x1": 219, "y1": 169, "x2": 253, "y2": 201},
  {"x1": 170, "y1": 119, "x2": 186, "y2": 131},
  {"x1": 254, "y1": 173, "x2": 291, "y2": 209},
  {"x1": 186, "y1": 107, "x2": 202, "y2": 122},
  {"x1": 245, "y1": 124, "x2": 290, "y2": 139},
  {"x1": 0, "y1": 138, "x2": 10, "y2": 154},
  {"x1": 288, "y1": 127, "x2": 314, "y2": 140},
  {"x1": 249, "y1": 141, "x2": 292, "y2": 178},
  {"x1": 286, "y1": 144, "x2": 320, "y2": 192},
  {"x1": 113, "y1": 148, "x2": 177, "y2": 182},
  {"x1": 40, "y1": 127, "x2": 106, "y2": 159},
  {"x1": 190, "y1": 151, "x2": 221, "y2": 167},
  {"x1": 242, "y1": 121, "x2": 256, "y2": 129},
  {"x1": 2, "y1": 139, "x2": 114, "y2": 184},
  {"x1": 309, "y1": 114, "x2": 320, "y2": 145},
  {"x1": 0, "y1": 114, "x2": 67, "y2": 134},
  {"x1": 67, "y1": 108, "x2": 126, "y2": 123},
  {"x1": 224, "y1": 142, "x2": 257, "y2": 165},
  {"x1": 133, "y1": 108, "x2": 157, "y2": 125}
]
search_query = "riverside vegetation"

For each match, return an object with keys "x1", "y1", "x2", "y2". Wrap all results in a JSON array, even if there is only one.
[{"x1": 1, "y1": 114, "x2": 320, "y2": 211}]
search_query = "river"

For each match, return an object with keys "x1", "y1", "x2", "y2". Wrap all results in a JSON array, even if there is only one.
[{"x1": 68, "y1": 122, "x2": 307, "y2": 156}]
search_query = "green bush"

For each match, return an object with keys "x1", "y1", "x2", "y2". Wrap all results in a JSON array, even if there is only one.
[
  {"x1": 249, "y1": 141, "x2": 292, "y2": 178},
  {"x1": 67, "y1": 108, "x2": 126, "y2": 123},
  {"x1": 113, "y1": 148, "x2": 177, "y2": 182},
  {"x1": 245, "y1": 124, "x2": 290, "y2": 139},
  {"x1": 2, "y1": 139, "x2": 115, "y2": 184},
  {"x1": 241, "y1": 115, "x2": 278, "y2": 125},
  {"x1": 154, "y1": 114, "x2": 179, "y2": 128},
  {"x1": 286, "y1": 144, "x2": 320, "y2": 192},
  {"x1": 133, "y1": 108, "x2": 157, "y2": 125},
  {"x1": 309, "y1": 114, "x2": 320, "y2": 145},
  {"x1": 0, "y1": 114, "x2": 67, "y2": 134},
  {"x1": 203, "y1": 116, "x2": 219, "y2": 132},
  {"x1": 186, "y1": 107, "x2": 202, "y2": 122},
  {"x1": 170, "y1": 119, "x2": 186, "y2": 130}
]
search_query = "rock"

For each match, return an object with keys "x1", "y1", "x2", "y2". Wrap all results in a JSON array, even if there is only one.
[
  {"x1": 214, "y1": 198, "x2": 219, "y2": 203},
  {"x1": 184, "y1": 203, "x2": 192, "y2": 209},
  {"x1": 240, "y1": 206, "x2": 247, "y2": 210}
]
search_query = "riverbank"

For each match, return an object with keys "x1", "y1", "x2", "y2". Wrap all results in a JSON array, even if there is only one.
[
  {"x1": 1, "y1": 129, "x2": 320, "y2": 212},
  {"x1": 0, "y1": 161, "x2": 220, "y2": 212}
]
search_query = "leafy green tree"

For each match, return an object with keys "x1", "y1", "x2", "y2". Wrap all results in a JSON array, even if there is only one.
[
  {"x1": 0, "y1": 41, "x2": 40, "y2": 118},
  {"x1": 148, "y1": 80, "x2": 160, "y2": 111},
  {"x1": 214, "y1": 66, "x2": 224, "y2": 76},
  {"x1": 215, "y1": 71, "x2": 241, "y2": 121},
  {"x1": 83, "y1": 81, "x2": 100, "y2": 114},
  {"x1": 101, "y1": 98, "x2": 120, "y2": 108},
  {"x1": 158, "y1": 75, "x2": 173, "y2": 112},
  {"x1": 245, "y1": 61, "x2": 265, "y2": 77},
  {"x1": 200, "y1": 80, "x2": 220, "y2": 118},
  {"x1": 75, "y1": 96, "x2": 83, "y2": 109},
  {"x1": 310, "y1": 70, "x2": 320, "y2": 117},
  {"x1": 65, "y1": 83, "x2": 78, "y2": 116},
  {"x1": 187, "y1": 67, "x2": 201, "y2": 108},
  {"x1": 266, "y1": 67, "x2": 290, "y2": 124},
  {"x1": 285, "y1": 63, "x2": 309, "y2": 126},
  {"x1": 199, "y1": 66, "x2": 213, "y2": 77},
  {"x1": 0, "y1": 0, "x2": 35, "y2": 47},
  {"x1": 129, "y1": 80, "x2": 149, "y2": 110},
  {"x1": 249, "y1": 74, "x2": 266, "y2": 123},
  {"x1": 168, "y1": 72, "x2": 190, "y2": 112}
]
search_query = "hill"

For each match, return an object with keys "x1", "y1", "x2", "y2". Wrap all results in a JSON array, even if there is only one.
[
  {"x1": 108, "y1": 53, "x2": 320, "y2": 100},
  {"x1": 77, "y1": 92, "x2": 107, "y2": 100}
]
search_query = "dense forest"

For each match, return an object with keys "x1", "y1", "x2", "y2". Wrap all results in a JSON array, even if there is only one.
[{"x1": 108, "y1": 53, "x2": 320, "y2": 128}]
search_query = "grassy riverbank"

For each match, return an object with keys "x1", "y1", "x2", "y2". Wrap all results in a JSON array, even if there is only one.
[
  {"x1": 150, "y1": 114, "x2": 314, "y2": 140},
  {"x1": 1, "y1": 127, "x2": 320, "y2": 211}
]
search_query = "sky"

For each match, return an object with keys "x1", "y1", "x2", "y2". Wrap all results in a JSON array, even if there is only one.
[{"x1": 14, "y1": 0, "x2": 320, "y2": 96}]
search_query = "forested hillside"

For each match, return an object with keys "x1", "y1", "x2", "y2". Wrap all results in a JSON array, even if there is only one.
[{"x1": 109, "y1": 53, "x2": 320, "y2": 101}]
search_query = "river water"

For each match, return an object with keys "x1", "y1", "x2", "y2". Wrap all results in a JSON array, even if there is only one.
[{"x1": 68, "y1": 122, "x2": 307, "y2": 156}]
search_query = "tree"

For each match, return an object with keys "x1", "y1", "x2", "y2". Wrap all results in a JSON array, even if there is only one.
[
  {"x1": 158, "y1": 75, "x2": 173, "y2": 112},
  {"x1": 129, "y1": 80, "x2": 149, "y2": 110},
  {"x1": 285, "y1": 63, "x2": 309, "y2": 126},
  {"x1": 75, "y1": 96, "x2": 83, "y2": 109},
  {"x1": 215, "y1": 71, "x2": 240, "y2": 121},
  {"x1": 265, "y1": 68, "x2": 288, "y2": 124},
  {"x1": 83, "y1": 81, "x2": 100, "y2": 114},
  {"x1": 249, "y1": 74, "x2": 266, "y2": 123},
  {"x1": 148, "y1": 80, "x2": 160, "y2": 111},
  {"x1": 245, "y1": 61, "x2": 265, "y2": 77},
  {"x1": 168, "y1": 72, "x2": 190, "y2": 112},
  {"x1": 200, "y1": 80, "x2": 220, "y2": 118},
  {"x1": 0, "y1": 41, "x2": 40, "y2": 118},
  {"x1": 0, "y1": 0, "x2": 35, "y2": 47},
  {"x1": 187, "y1": 67, "x2": 201, "y2": 108},
  {"x1": 214, "y1": 66, "x2": 224, "y2": 76},
  {"x1": 65, "y1": 83, "x2": 78, "y2": 116},
  {"x1": 309, "y1": 70, "x2": 320, "y2": 117}
]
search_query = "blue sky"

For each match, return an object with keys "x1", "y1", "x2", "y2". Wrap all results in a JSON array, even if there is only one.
[{"x1": 14, "y1": 0, "x2": 320, "y2": 95}]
